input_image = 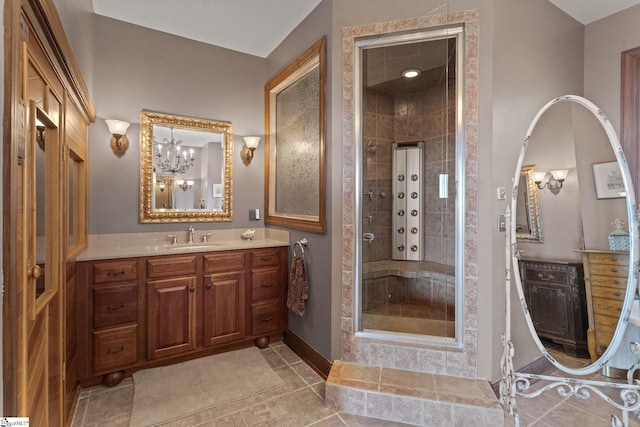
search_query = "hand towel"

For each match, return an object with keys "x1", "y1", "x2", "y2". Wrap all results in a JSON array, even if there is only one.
[{"x1": 287, "y1": 256, "x2": 309, "y2": 317}]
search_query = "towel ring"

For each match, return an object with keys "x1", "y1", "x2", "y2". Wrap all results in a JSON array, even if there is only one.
[{"x1": 294, "y1": 238, "x2": 308, "y2": 258}]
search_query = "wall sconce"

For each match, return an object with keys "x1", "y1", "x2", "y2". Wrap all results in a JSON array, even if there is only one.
[
  {"x1": 241, "y1": 136, "x2": 261, "y2": 166},
  {"x1": 176, "y1": 179, "x2": 194, "y2": 191},
  {"x1": 106, "y1": 119, "x2": 131, "y2": 158},
  {"x1": 35, "y1": 118, "x2": 45, "y2": 151},
  {"x1": 158, "y1": 183, "x2": 166, "y2": 192},
  {"x1": 530, "y1": 169, "x2": 569, "y2": 195}
]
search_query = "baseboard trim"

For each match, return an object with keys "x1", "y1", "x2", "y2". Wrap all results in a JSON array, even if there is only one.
[
  {"x1": 283, "y1": 329, "x2": 332, "y2": 380},
  {"x1": 490, "y1": 356, "x2": 554, "y2": 397}
]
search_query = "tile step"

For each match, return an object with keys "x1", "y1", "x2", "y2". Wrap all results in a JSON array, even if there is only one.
[{"x1": 325, "y1": 360, "x2": 504, "y2": 426}]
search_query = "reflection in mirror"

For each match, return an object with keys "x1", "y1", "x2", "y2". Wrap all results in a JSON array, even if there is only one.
[
  {"x1": 140, "y1": 111, "x2": 233, "y2": 223},
  {"x1": 515, "y1": 165, "x2": 542, "y2": 242},
  {"x1": 512, "y1": 95, "x2": 637, "y2": 376},
  {"x1": 35, "y1": 117, "x2": 46, "y2": 298}
]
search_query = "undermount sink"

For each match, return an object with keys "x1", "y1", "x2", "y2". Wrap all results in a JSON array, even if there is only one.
[{"x1": 168, "y1": 243, "x2": 226, "y2": 250}]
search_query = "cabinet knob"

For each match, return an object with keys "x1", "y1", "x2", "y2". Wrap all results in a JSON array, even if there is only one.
[
  {"x1": 189, "y1": 287, "x2": 195, "y2": 293},
  {"x1": 29, "y1": 264, "x2": 42, "y2": 279},
  {"x1": 206, "y1": 283, "x2": 212, "y2": 290}
]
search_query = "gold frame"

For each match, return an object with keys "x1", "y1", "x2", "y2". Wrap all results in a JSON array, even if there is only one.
[
  {"x1": 264, "y1": 36, "x2": 327, "y2": 233},
  {"x1": 139, "y1": 110, "x2": 233, "y2": 223},
  {"x1": 517, "y1": 164, "x2": 543, "y2": 242}
]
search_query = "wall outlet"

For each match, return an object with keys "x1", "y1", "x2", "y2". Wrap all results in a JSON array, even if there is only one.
[
  {"x1": 249, "y1": 209, "x2": 260, "y2": 221},
  {"x1": 497, "y1": 214, "x2": 506, "y2": 232},
  {"x1": 497, "y1": 187, "x2": 507, "y2": 200}
]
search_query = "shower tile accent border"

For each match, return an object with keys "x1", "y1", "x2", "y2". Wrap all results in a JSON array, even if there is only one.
[{"x1": 341, "y1": 9, "x2": 480, "y2": 378}]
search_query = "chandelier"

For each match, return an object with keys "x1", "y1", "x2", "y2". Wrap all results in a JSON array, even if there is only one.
[{"x1": 155, "y1": 127, "x2": 195, "y2": 175}]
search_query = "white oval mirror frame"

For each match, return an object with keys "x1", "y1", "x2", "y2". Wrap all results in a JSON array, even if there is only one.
[{"x1": 511, "y1": 95, "x2": 639, "y2": 375}]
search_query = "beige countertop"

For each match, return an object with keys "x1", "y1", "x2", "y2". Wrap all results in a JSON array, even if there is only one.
[{"x1": 76, "y1": 228, "x2": 290, "y2": 261}]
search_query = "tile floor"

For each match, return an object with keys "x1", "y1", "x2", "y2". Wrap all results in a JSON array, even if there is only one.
[{"x1": 72, "y1": 341, "x2": 640, "y2": 426}]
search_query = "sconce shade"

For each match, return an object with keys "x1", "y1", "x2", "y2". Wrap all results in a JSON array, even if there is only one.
[
  {"x1": 550, "y1": 169, "x2": 569, "y2": 181},
  {"x1": 241, "y1": 136, "x2": 261, "y2": 166},
  {"x1": 106, "y1": 119, "x2": 131, "y2": 157},
  {"x1": 529, "y1": 171, "x2": 547, "y2": 183},
  {"x1": 243, "y1": 136, "x2": 261, "y2": 149},
  {"x1": 106, "y1": 119, "x2": 130, "y2": 136}
]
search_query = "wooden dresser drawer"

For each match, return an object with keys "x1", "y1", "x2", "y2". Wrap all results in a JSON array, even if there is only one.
[
  {"x1": 591, "y1": 284, "x2": 625, "y2": 301},
  {"x1": 251, "y1": 267, "x2": 280, "y2": 301},
  {"x1": 587, "y1": 252, "x2": 629, "y2": 266},
  {"x1": 203, "y1": 251, "x2": 246, "y2": 274},
  {"x1": 592, "y1": 298, "x2": 624, "y2": 317},
  {"x1": 93, "y1": 325, "x2": 138, "y2": 372},
  {"x1": 93, "y1": 283, "x2": 138, "y2": 329},
  {"x1": 589, "y1": 264, "x2": 628, "y2": 277},
  {"x1": 93, "y1": 260, "x2": 138, "y2": 284},
  {"x1": 251, "y1": 248, "x2": 280, "y2": 268},
  {"x1": 590, "y1": 275, "x2": 627, "y2": 288},
  {"x1": 147, "y1": 255, "x2": 197, "y2": 279},
  {"x1": 251, "y1": 300, "x2": 280, "y2": 335}
]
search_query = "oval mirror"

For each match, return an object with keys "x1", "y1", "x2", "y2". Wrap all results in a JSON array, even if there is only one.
[
  {"x1": 511, "y1": 95, "x2": 638, "y2": 375},
  {"x1": 140, "y1": 110, "x2": 233, "y2": 223}
]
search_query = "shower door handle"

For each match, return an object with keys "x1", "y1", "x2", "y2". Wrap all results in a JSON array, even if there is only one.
[{"x1": 363, "y1": 233, "x2": 375, "y2": 243}]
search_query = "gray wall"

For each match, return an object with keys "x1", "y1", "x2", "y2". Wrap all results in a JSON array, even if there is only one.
[
  {"x1": 266, "y1": 0, "x2": 334, "y2": 360},
  {"x1": 90, "y1": 16, "x2": 266, "y2": 234}
]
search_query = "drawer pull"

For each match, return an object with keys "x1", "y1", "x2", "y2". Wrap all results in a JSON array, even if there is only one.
[
  {"x1": 107, "y1": 270, "x2": 125, "y2": 277},
  {"x1": 613, "y1": 292, "x2": 622, "y2": 297},
  {"x1": 262, "y1": 283, "x2": 274, "y2": 288},
  {"x1": 260, "y1": 256, "x2": 273, "y2": 262},
  {"x1": 106, "y1": 346, "x2": 124, "y2": 354},
  {"x1": 611, "y1": 257, "x2": 618, "y2": 261},
  {"x1": 106, "y1": 304, "x2": 124, "y2": 311},
  {"x1": 618, "y1": 307, "x2": 623, "y2": 312},
  {"x1": 261, "y1": 315, "x2": 273, "y2": 322},
  {"x1": 537, "y1": 273, "x2": 554, "y2": 282},
  {"x1": 206, "y1": 283, "x2": 212, "y2": 290},
  {"x1": 611, "y1": 268, "x2": 619, "y2": 273}
]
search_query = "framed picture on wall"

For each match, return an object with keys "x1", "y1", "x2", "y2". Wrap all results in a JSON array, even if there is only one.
[{"x1": 592, "y1": 161, "x2": 625, "y2": 199}]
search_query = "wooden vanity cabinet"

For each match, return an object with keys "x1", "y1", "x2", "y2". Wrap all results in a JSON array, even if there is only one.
[
  {"x1": 79, "y1": 246, "x2": 288, "y2": 386},
  {"x1": 146, "y1": 255, "x2": 198, "y2": 359},
  {"x1": 84, "y1": 259, "x2": 144, "y2": 386},
  {"x1": 519, "y1": 259, "x2": 589, "y2": 357}
]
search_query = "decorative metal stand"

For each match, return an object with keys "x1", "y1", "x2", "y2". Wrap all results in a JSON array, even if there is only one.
[{"x1": 500, "y1": 205, "x2": 640, "y2": 427}]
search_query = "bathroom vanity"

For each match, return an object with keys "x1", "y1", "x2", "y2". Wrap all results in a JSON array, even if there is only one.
[{"x1": 76, "y1": 230, "x2": 289, "y2": 386}]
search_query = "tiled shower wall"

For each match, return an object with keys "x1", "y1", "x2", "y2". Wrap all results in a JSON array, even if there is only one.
[{"x1": 362, "y1": 81, "x2": 456, "y2": 266}]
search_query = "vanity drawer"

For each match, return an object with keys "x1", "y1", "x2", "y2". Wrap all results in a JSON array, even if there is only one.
[
  {"x1": 93, "y1": 283, "x2": 138, "y2": 329},
  {"x1": 251, "y1": 249, "x2": 280, "y2": 268},
  {"x1": 203, "y1": 251, "x2": 246, "y2": 274},
  {"x1": 93, "y1": 260, "x2": 138, "y2": 284},
  {"x1": 592, "y1": 297, "x2": 624, "y2": 317},
  {"x1": 251, "y1": 267, "x2": 280, "y2": 301},
  {"x1": 93, "y1": 324, "x2": 138, "y2": 373},
  {"x1": 591, "y1": 284, "x2": 625, "y2": 301},
  {"x1": 588, "y1": 253, "x2": 629, "y2": 266},
  {"x1": 590, "y1": 275, "x2": 627, "y2": 288},
  {"x1": 589, "y1": 264, "x2": 628, "y2": 277},
  {"x1": 251, "y1": 300, "x2": 280, "y2": 335},
  {"x1": 147, "y1": 255, "x2": 197, "y2": 279}
]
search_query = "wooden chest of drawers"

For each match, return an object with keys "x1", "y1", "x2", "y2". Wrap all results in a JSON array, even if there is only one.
[
  {"x1": 519, "y1": 259, "x2": 588, "y2": 357},
  {"x1": 581, "y1": 251, "x2": 629, "y2": 361}
]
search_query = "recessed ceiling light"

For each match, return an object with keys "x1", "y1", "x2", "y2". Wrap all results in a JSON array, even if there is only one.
[{"x1": 402, "y1": 69, "x2": 420, "y2": 78}]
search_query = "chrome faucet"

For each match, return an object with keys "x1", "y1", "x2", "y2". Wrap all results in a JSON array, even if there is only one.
[{"x1": 188, "y1": 226, "x2": 195, "y2": 244}]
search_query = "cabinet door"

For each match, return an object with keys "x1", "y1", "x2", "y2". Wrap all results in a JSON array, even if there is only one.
[
  {"x1": 147, "y1": 276, "x2": 196, "y2": 359},
  {"x1": 203, "y1": 272, "x2": 246, "y2": 347},
  {"x1": 525, "y1": 282, "x2": 572, "y2": 340}
]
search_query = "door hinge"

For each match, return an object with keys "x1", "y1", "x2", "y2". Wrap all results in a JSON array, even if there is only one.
[
  {"x1": 62, "y1": 144, "x2": 67, "y2": 162},
  {"x1": 62, "y1": 362, "x2": 66, "y2": 381}
]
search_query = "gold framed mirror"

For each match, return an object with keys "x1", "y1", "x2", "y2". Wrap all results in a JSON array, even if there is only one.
[
  {"x1": 140, "y1": 110, "x2": 233, "y2": 223},
  {"x1": 264, "y1": 36, "x2": 326, "y2": 233},
  {"x1": 516, "y1": 164, "x2": 542, "y2": 242}
]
